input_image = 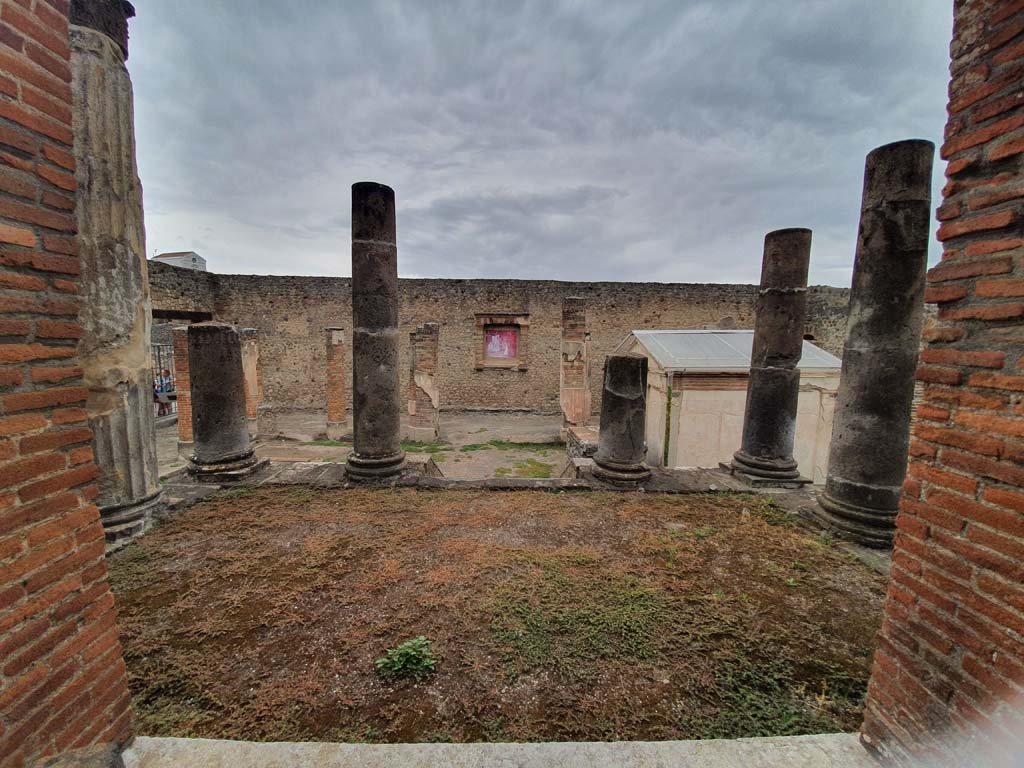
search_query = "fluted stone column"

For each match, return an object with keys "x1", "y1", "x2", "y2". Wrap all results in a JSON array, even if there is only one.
[
  {"x1": 346, "y1": 182, "x2": 405, "y2": 480},
  {"x1": 810, "y1": 140, "x2": 934, "y2": 548},
  {"x1": 593, "y1": 354, "x2": 651, "y2": 485},
  {"x1": 187, "y1": 323, "x2": 265, "y2": 480},
  {"x1": 71, "y1": 0, "x2": 161, "y2": 548},
  {"x1": 730, "y1": 228, "x2": 812, "y2": 484}
]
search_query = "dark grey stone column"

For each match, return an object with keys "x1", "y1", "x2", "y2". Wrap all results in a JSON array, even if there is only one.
[
  {"x1": 346, "y1": 182, "x2": 406, "y2": 480},
  {"x1": 593, "y1": 354, "x2": 651, "y2": 484},
  {"x1": 187, "y1": 323, "x2": 265, "y2": 480},
  {"x1": 810, "y1": 139, "x2": 934, "y2": 548},
  {"x1": 730, "y1": 228, "x2": 812, "y2": 483}
]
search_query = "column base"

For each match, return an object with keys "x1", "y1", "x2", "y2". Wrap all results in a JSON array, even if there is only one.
[
  {"x1": 189, "y1": 448, "x2": 268, "y2": 483},
  {"x1": 326, "y1": 421, "x2": 349, "y2": 441},
  {"x1": 804, "y1": 493, "x2": 896, "y2": 549},
  {"x1": 592, "y1": 456, "x2": 651, "y2": 485},
  {"x1": 723, "y1": 452, "x2": 810, "y2": 487},
  {"x1": 100, "y1": 490, "x2": 164, "y2": 552},
  {"x1": 345, "y1": 451, "x2": 407, "y2": 482}
]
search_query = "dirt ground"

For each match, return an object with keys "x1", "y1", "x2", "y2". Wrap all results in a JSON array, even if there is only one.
[{"x1": 108, "y1": 487, "x2": 887, "y2": 743}]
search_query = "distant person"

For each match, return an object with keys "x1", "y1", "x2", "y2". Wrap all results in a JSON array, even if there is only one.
[{"x1": 155, "y1": 368, "x2": 175, "y2": 416}]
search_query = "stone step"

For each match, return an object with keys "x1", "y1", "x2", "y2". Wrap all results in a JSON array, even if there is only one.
[{"x1": 122, "y1": 733, "x2": 875, "y2": 768}]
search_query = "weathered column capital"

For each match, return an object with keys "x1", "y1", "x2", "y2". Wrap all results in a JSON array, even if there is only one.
[{"x1": 70, "y1": 0, "x2": 135, "y2": 59}]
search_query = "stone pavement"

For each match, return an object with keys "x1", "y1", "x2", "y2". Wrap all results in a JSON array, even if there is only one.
[{"x1": 122, "y1": 733, "x2": 875, "y2": 768}]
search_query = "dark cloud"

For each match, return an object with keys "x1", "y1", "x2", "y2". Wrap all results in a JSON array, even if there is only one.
[{"x1": 128, "y1": 1, "x2": 951, "y2": 285}]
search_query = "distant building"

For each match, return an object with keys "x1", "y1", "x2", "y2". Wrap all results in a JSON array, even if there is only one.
[{"x1": 152, "y1": 251, "x2": 206, "y2": 271}]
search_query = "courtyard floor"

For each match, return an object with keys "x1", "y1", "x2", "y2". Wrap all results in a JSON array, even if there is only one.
[
  {"x1": 108, "y1": 487, "x2": 886, "y2": 744},
  {"x1": 156, "y1": 412, "x2": 566, "y2": 481}
]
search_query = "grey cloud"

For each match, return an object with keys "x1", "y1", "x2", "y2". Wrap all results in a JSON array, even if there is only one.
[{"x1": 128, "y1": 0, "x2": 951, "y2": 283}]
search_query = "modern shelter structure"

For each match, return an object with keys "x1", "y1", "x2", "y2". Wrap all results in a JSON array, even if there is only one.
[{"x1": 617, "y1": 330, "x2": 841, "y2": 482}]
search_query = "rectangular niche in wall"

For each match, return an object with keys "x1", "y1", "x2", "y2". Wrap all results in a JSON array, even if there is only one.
[{"x1": 475, "y1": 313, "x2": 529, "y2": 370}]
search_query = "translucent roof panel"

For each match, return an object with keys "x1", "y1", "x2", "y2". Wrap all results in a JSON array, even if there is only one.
[{"x1": 622, "y1": 330, "x2": 841, "y2": 372}]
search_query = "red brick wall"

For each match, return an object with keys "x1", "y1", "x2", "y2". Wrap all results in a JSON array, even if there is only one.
[
  {"x1": 861, "y1": 1, "x2": 1024, "y2": 763},
  {"x1": 325, "y1": 327, "x2": 346, "y2": 424},
  {"x1": 0, "y1": 2, "x2": 133, "y2": 764},
  {"x1": 172, "y1": 325, "x2": 193, "y2": 444},
  {"x1": 408, "y1": 323, "x2": 439, "y2": 430}
]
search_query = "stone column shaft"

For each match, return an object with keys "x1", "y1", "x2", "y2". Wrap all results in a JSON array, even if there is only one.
[
  {"x1": 407, "y1": 322, "x2": 440, "y2": 441},
  {"x1": 239, "y1": 328, "x2": 262, "y2": 439},
  {"x1": 325, "y1": 327, "x2": 348, "y2": 440},
  {"x1": 172, "y1": 326, "x2": 193, "y2": 456},
  {"x1": 593, "y1": 354, "x2": 651, "y2": 484},
  {"x1": 812, "y1": 139, "x2": 934, "y2": 547},
  {"x1": 346, "y1": 182, "x2": 405, "y2": 480},
  {"x1": 560, "y1": 296, "x2": 591, "y2": 428},
  {"x1": 71, "y1": 3, "x2": 161, "y2": 548},
  {"x1": 731, "y1": 228, "x2": 812, "y2": 483},
  {"x1": 187, "y1": 323, "x2": 265, "y2": 480}
]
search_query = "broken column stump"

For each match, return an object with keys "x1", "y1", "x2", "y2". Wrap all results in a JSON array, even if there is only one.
[
  {"x1": 325, "y1": 327, "x2": 348, "y2": 440},
  {"x1": 346, "y1": 182, "x2": 406, "y2": 481},
  {"x1": 593, "y1": 354, "x2": 651, "y2": 485},
  {"x1": 809, "y1": 139, "x2": 934, "y2": 548},
  {"x1": 187, "y1": 323, "x2": 267, "y2": 481},
  {"x1": 728, "y1": 228, "x2": 812, "y2": 486},
  {"x1": 71, "y1": 1, "x2": 162, "y2": 548},
  {"x1": 407, "y1": 322, "x2": 441, "y2": 442}
]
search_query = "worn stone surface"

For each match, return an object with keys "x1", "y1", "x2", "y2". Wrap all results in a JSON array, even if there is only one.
[
  {"x1": 593, "y1": 354, "x2": 651, "y2": 484},
  {"x1": 239, "y1": 328, "x2": 261, "y2": 439},
  {"x1": 149, "y1": 262, "x2": 852, "y2": 416},
  {"x1": 186, "y1": 323, "x2": 262, "y2": 479},
  {"x1": 70, "y1": 0, "x2": 134, "y2": 60},
  {"x1": 347, "y1": 182, "x2": 405, "y2": 480},
  {"x1": 407, "y1": 322, "x2": 440, "y2": 440},
  {"x1": 122, "y1": 733, "x2": 874, "y2": 768},
  {"x1": 811, "y1": 140, "x2": 933, "y2": 548},
  {"x1": 731, "y1": 229, "x2": 812, "y2": 483},
  {"x1": 560, "y1": 296, "x2": 591, "y2": 429},
  {"x1": 71, "y1": 22, "x2": 162, "y2": 549},
  {"x1": 325, "y1": 327, "x2": 348, "y2": 439}
]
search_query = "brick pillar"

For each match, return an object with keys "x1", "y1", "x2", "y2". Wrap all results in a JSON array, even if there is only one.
[
  {"x1": 560, "y1": 296, "x2": 591, "y2": 430},
  {"x1": 325, "y1": 327, "x2": 347, "y2": 440},
  {"x1": 239, "y1": 328, "x2": 261, "y2": 439},
  {"x1": 407, "y1": 322, "x2": 440, "y2": 441},
  {"x1": 0, "y1": 1, "x2": 133, "y2": 763},
  {"x1": 172, "y1": 325, "x2": 193, "y2": 456},
  {"x1": 860, "y1": 3, "x2": 1024, "y2": 765}
]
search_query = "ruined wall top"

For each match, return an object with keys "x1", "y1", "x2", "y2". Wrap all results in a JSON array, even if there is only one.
[{"x1": 70, "y1": 0, "x2": 136, "y2": 59}]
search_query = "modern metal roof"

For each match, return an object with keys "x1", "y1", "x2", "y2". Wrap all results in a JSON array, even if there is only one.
[{"x1": 618, "y1": 330, "x2": 842, "y2": 373}]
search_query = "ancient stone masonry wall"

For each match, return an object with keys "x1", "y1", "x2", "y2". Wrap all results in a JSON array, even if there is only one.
[
  {"x1": 148, "y1": 261, "x2": 851, "y2": 416},
  {"x1": 0, "y1": 1, "x2": 133, "y2": 764},
  {"x1": 861, "y1": 2, "x2": 1024, "y2": 764}
]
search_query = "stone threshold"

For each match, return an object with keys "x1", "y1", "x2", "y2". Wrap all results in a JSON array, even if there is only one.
[{"x1": 120, "y1": 733, "x2": 875, "y2": 768}]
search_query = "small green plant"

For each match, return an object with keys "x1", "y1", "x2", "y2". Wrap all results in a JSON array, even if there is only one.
[
  {"x1": 693, "y1": 525, "x2": 717, "y2": 540},
  {"x1": 374, "y1": 636, "x2": 437, "y2": 682},
  {"x1": 400, "y1": 441, "x2": 452, "y2": 454},
  {"x1": 304, "y1": 439, "x2": 351, "y2": 447}
]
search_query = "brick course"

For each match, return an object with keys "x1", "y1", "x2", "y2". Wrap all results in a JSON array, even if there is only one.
[
  {"x1": 0, "y1": 3, "x2": 133, "y2": 765},
  {"x1": 861, "y1": 2, "x2": 1024, "y2": 764}
]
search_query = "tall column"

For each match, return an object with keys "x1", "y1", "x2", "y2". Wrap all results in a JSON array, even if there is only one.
[
  {"x1": 325, "y1": 327, "x2": 348, "y2": 440},
  {"x1": 346, "y1": 182, "x2": 405, "y2": 480},
  {"x1": 560, "y1": 297, "x2": 591, "y2": 429},
  {"x1": 71, "y1": 0, "x2": 162, "y2": 547},
  {"x1": 810, "y1": 140, "x2": 933, "y2": 548},
  {"x1": 187, "y1": 323, "x2": 265, "y2": 480},
  {"x1": 407, "y1": 322, "x2": 440, "y2": 441},
  {"x1": 593, "y1": 354, "x2": 651, "y2": 484},
  {"x1": 239, "y1": 328, "x2": 262, "y2": 439},
  {"x1": 172, "y1": 325, "x2": 193, "y2": 457},
  {"x1": 730, "y1": 228, "x2": 812, "y2": 483}
]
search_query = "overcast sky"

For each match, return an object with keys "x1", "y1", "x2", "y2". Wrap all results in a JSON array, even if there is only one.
[{"x1": 127, "y1": 1, "x2": 952, "y2": 286}]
